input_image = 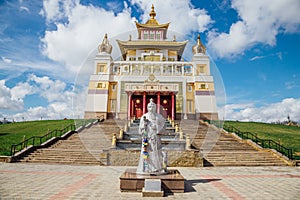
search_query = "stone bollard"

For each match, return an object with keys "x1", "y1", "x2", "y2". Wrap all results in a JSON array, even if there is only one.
[
  {"x1": 179, "y1": 130, "x2": 184, "y2": 140},
  {"x1": 185, "y1": 134, "x2": 191, "y2": 150},
  {"x1": 128, "y1": 120, "x2": 131, "y2": 127},
  {"x1": 119, "y1": 129, "x2": 124, "y2": 139},
  {"x1": 175, "y1": 124, "x2": 179, "y2": 132},
  {"x1": 162, "y1": 151, "x2": 168, "y2": 172},
  {"x1": 112, "y1": 133, "x2": 117, "y2": 148},
  {"x1": 124, "y1": 123, "x2": 128, "y2": 133}
]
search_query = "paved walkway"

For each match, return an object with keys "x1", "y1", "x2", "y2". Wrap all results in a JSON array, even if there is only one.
[{"x1": 0, "y1": 163, "x2": 299, "y2": 199}]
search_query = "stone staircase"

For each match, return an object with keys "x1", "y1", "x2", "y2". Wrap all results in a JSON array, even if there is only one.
[
  {"x1": 179, "y1": 120, "x2": 288, "y2": 166},
  {"x1": 20, "y1": 119, "x2": 124, "y2": 165},
  {"x1": 20, "y1": 119, "x2": 288, "y2": 166}
]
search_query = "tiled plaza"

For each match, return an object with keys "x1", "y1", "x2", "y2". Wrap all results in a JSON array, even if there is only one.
[{"x1": 0, "y1": 163, "x2": 299, "y2": 199}]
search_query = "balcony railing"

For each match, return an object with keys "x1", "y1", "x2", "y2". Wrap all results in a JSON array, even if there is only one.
[
  {"x1": 125, "y1": 83, "x2": 179, "y2": 92},
  {"x1": 111, "y1": 61, "x2": 198, "y2": 76}
]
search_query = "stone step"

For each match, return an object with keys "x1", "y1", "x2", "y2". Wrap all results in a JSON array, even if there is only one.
[
  {"x1": 205, "y1": 155, "x2": 278, "y2": 159},
  {"x1": 28, "y1": 152, "x2": 97, "y2": 157},
  {"x1": 19, "y1": 130, "x2": 102, "y2": 165},
  {"x1": 206, "y1": 162, "x2": 285, "y2": 167},
  {"x1": 189, "y1": 122, "x2": 288, "y2": 166},
  {"x1": 22, "y1": 159, "x2": 102, "y2": 165},
  {"x1": 20, "y1": 120, "x2": 288, "y2": 167}
]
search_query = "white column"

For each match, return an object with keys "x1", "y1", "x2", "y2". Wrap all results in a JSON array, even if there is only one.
[
  {"x1": 182, "y1": 78, "x2": 187, "y2": 119},
  {"x1": 116, "y1": 80, "x2": 121, "y2": 119}
]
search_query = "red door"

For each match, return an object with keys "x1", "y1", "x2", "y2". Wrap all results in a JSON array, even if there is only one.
[
  {"x1": 161, "y1": 96, "x2": 171, "y2": 119},
  {"x1": 133, "y1": 98, "x2": 143, "y2": 118}
]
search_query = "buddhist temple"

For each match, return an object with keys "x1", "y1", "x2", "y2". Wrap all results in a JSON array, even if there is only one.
[{"x1": 84, "y1": 5, "x2": 218, "y2": 120}]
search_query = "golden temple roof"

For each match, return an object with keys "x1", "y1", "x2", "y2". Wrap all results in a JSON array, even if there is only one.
[
  {"x1": 135, "y1": 4, "x2": 170, "y2": 29},
  {"x1": 117, "y1": 39, "x2": 188, "y2": 57}
]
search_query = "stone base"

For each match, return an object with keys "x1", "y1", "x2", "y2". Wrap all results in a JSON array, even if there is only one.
[
  {"x1": 142, "y1": 179, "x2": 164, "y2": 197},
  {"x1": 142, "y1": 188, "x2": 164, "y2": 197},
  {"x1": 120, "y1": 168, "x2": 185, "y2": 194}
]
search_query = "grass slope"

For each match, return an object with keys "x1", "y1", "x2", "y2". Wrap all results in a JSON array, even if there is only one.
[
  {"x1": 0, "y1": 120, "x2": 74, "y2": 156},
  {"x1": 224, "y1": 121, "x2": 300, "y2": 159}
]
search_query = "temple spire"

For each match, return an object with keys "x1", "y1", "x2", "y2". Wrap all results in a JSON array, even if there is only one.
[
  {"x1": 98, "y1": 33, "x2": 112, "y2": 54},
  {"x1": 192, "y1": 34, "x2": 206, "y2": 55},
  {"x1": 149, "y1": 4, "x2": 156, "y2": 19}
]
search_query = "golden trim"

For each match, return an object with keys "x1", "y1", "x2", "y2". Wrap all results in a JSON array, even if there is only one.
[{"x1": 117, "y1": 40, "x2": 188, "y2": 59}]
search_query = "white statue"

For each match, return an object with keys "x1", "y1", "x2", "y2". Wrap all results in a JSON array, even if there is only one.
[{"x1": 136, "y1": 98, "x2": 167, "y2": 174}]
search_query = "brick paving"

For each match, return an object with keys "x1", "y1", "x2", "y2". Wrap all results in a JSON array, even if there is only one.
[{"x1": 0, "y1": 163, "x2": 299, "y2": 199}]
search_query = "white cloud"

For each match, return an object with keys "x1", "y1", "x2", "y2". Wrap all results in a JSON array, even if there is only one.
[
  {"x1": 249, "y1": 55, "x2": 265, "y2": 61},
  {"x1": 0, "y1": 74, "x2": 85, "y2": 121},
  {"x1": 40, "y1": 0, "x2": 136, "y2": 74},
  {"x1": 11, "y1": 82, "x2": 35, "y2": 100},
  {"x1": 0, "y1": 80, "x2": 24, "y2": 111},
  {"x1": 208, "y1": 0, "x2": 300, "y2": 58},
  {"x1": 19, "y1": 6, "x2": 30, "y2": 12},
  {"x1": 28, "y1": 74, "x2": 69, "y2": 102},
  {"x1": 285, "y1": 81, "x2": 296, "y2": 90},
  {"x1": 13, "y1": 103, "x2": 72, "y2": 121},
  {"x1": 1, "y1": 57, "x2": 12, "y2": 64},
  {"x1": 130, "y1": 0, "x2": 213, "y2": 34},
  {"x1": 222, "y1": 98, "x2": 300, "y2": 123},
  {"x1": 40, "y1": 0, "x2": 76, "y2": 23}
]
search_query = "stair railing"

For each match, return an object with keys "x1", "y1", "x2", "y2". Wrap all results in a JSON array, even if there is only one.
[
  {"x1": 10, "y1": 124, "x2": 76, "y2": 156},
  {"x1": 222, "y1": 123, "x2": 294, "y2": 160},
  {"x1": 10, "y1": 119, "x2": 97, "y2": 156},
  {"x1": 74, "y1": 119, "x2": 99, "y2": 129}
]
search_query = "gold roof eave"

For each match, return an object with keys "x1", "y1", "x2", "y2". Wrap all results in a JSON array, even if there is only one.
[
  {"x1": 117, "y1": 40, "x2": 188, "y2": 57},
  {"x1": 135, "y1": 21, "x2": 170, "y2": 29}
]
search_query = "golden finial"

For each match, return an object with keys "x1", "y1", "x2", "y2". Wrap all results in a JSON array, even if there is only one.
[
  {"x1": 192, "y1": 33, "x2": 206, "y2": 55},
  {"x1": 149, "y1": 4, "x2": 156, "y2": 19},
  {"x1": 173, "y1": 35, "x2": 176, "y2": 42},
  {"x1": 98, "y1": 33, "x2": 112, "y2": 54}
]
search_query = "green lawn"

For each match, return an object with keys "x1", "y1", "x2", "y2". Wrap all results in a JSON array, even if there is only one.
[
  {"x1": 0, "y1": 119, "x2": 94, "y2": 156},
  {"x1": 224, "y1": 121, "x2": 300, "y2": 159}
]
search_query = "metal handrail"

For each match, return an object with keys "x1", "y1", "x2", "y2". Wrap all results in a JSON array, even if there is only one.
[
  {"x1": 74, "y1": 119, "x2": 98, "y2": 129},
  {"x1": 10, "y1": 124, "x2": 76, "y2": 156},
  {"x1": 10, "y1": 119, "x2": 98, "y2": 156},
  {"x1": 222, "y1": 124, "x2": 294, "y2": 160}
]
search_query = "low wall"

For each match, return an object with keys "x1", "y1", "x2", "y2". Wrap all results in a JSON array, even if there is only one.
[{"x1": 101, "y1": 149, "x2": 203, "y2": 167}]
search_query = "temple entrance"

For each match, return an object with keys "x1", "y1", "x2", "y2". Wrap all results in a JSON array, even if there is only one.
[
  {"x1": 131, "y1": 94, "x2": 173, "y2": 119},
  {"x1": 125, "y1": 81, "x2": 178, "y2": 120}
]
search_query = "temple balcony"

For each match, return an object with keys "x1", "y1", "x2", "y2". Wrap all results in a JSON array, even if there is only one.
[{"x1": 111, "y1": 61, "x2": 205, "y2": 76}]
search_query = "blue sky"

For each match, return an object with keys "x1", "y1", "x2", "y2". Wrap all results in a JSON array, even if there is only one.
[{"x1": 0, "y1": 0, "x2": 300, "y2": 123}]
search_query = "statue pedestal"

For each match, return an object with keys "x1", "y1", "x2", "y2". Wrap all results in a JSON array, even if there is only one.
[
  {"x1": 120, "y1": 168, "x2": 185, "y2": 194},
  {"x1": 142, "y1": 179, "x2": 164, "y2": 197}
]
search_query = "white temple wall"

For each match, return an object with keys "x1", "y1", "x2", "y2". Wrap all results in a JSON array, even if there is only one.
[
  {"x1": 195, "y1": 95, "x2": 217, "y2": 113},
  {"x1": 85, "y1": 94, "x2": 108, "y2": 112}
]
